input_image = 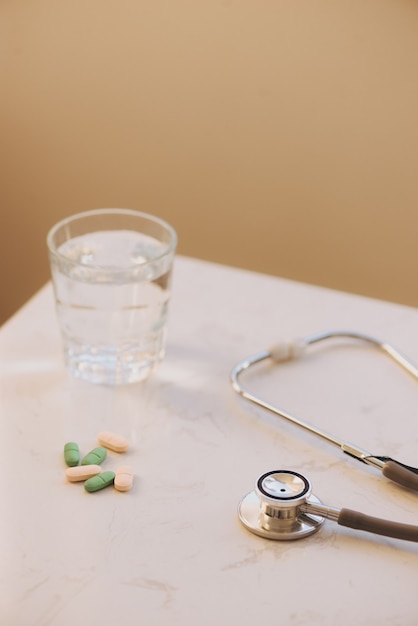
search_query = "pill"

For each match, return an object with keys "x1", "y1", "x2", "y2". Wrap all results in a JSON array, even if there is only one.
[
  {"x1": 81, "y1": 447, "x2": 107, "y2": 466},
  {"x1": 64, "y1": 442, "x2": 80, "y2": 467},
  {"x1": 98, "y1": 431, "x2": 129, "y2": 453},
  {"x1": 114, "y1": 465, "x2": 134, "y2": 492},
  {"x1": 66, "y1": 464, "x2": 102, "y2": 482},
  {"x1": 84, "y1": 471, "x2": 116, "y2": 493}
]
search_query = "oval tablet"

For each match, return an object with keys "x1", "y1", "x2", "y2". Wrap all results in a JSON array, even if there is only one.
[
  {"x1": 114, "y1": 465, "x2": 134, "y2": 492},
  {"x1": 64, "y1": 442, "x2": 80, "y2": 467},
  {"x1": 98, "y1": 431, "x2": 129, "y2": 453},
  {"x1": 84, "y1": 471, "x2": 116, "y2": 493},
  {"x1": 66, "y1": 464, "x2": 102, "y2": 482},
  {"x1": 81, "y1": 447, "x2": 107, "y2": 466}
]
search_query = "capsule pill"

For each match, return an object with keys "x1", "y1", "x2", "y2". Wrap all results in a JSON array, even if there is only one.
[
  {"x1": 114, "y1": 465, "x2": 134, "y2": 492},
  {"x1": 81, "y1": 447, "x2": 107, "y2": 466},
  {"x1": 64, "y1": 442, "x2": 80, "y2": 467},
  {"x1": 98, "y1": 431, "x2": 129, "y2": 453},
  {"x1": 66, "y1": 464, "x2": 102, "y2": 482},
  {"x1": 84, "y1": 471, "x2": 116, "y2": 493}
]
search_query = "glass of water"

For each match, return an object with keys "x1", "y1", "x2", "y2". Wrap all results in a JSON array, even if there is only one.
[{"x1": 47, "y1": 208, "x2": 177, "y2": 385}]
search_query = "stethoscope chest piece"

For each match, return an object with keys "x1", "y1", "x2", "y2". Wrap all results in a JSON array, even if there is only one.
[
  {"x1": 238, "y1": 470, "x2": 326, "y2": 540},
  {"x1": 239, "y1": 469, "x2": 418, "y2": 543}
]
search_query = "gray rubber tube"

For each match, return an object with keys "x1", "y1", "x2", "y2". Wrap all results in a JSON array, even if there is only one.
[
  {"x1": 338, "y1": 508, "x2": 418, "y2": 542},
  {"x1": 382, "y1": 461, "x2": 418, "y2": 491}
]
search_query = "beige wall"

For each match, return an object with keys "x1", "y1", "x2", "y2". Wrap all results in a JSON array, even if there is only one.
[{"x1": 2, "y1": 1, "x2": 418, "y2": 325}]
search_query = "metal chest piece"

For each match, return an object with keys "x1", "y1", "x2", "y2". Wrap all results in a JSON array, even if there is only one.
[{"x1": 238, "y1": 470, "x2": 326, "y2": 540}]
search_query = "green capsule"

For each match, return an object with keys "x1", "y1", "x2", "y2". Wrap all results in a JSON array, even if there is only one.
[
  {"x1": 84, "y1": 471, "x2": 115, "y2": 493},
  {"x1": 64, "y1": 442, "x2": 80, "y2": 467},
  {"x1": 81, "y1": 446, "x2": 107, "y2": 466}
]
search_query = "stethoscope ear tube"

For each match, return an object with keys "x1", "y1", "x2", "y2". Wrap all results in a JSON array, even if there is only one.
[{"x1": 231, "y1": 330, "x2": 418, "y2": 492}]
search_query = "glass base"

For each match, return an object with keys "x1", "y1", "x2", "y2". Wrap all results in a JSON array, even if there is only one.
[{"x1": 63, "y1": 338, "x2": 164, "y2": 385}]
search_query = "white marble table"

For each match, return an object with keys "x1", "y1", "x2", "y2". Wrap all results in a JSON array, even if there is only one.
[{"x1": 1, "y1": 256, "x2": 418, "y2": 625}]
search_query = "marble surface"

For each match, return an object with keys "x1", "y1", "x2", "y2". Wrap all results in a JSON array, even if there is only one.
[{"x1": 1, "y1": 255, "x2": 418, "y2": 625}]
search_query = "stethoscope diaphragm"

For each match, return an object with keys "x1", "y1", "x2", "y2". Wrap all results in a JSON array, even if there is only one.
[{"x1": 239, "y1": 470, "x2": 326, "y2": 540}]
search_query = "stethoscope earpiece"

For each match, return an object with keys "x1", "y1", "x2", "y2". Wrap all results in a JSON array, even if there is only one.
[{"x1": 239, "y1": 470, "x2": 418, "y2": 543}]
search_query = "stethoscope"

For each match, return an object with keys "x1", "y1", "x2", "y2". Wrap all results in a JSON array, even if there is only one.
[{"x1": 231, "y1": 330, "x2": 418, "y2": 542}]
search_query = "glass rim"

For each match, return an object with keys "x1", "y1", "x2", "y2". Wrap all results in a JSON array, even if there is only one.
[{"x1": 47, "y1": 208, "x2": 178, "y2": 269}]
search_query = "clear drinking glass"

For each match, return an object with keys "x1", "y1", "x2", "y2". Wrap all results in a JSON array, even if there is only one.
[{"x1": 47, "y1": 208, "x2": 177, "y2": 385}]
